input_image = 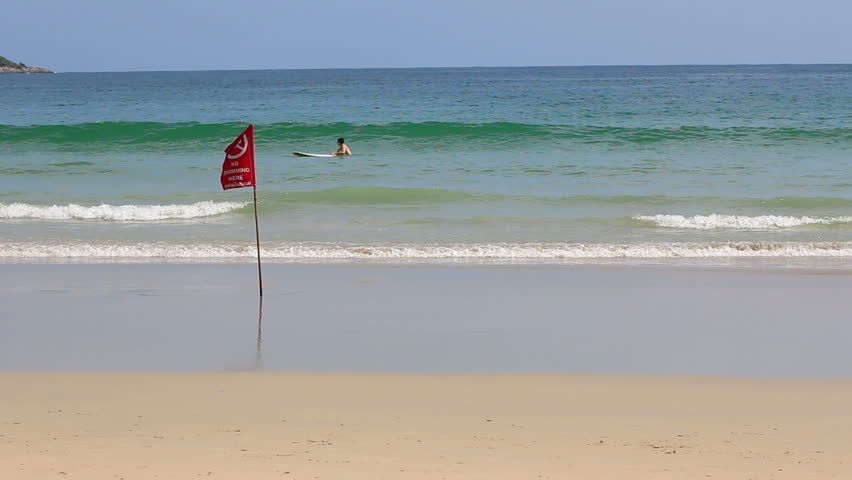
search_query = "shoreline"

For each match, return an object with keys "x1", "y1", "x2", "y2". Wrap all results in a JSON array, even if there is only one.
[
  {"x1": 2, "y1": 372, "x2": 851, "y2": 479},
  {"x1": 3, "y1": 253, "x2": 852, "y2": 270}
]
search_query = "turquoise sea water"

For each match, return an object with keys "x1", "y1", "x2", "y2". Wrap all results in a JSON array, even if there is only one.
[{"x1": 1, "y1": 65, "x2": 850, "y2": 263}]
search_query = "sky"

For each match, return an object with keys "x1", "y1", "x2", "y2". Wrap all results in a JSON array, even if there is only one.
[{"x1": 3, "y1": 0, "x2": 851, "y2": 72}]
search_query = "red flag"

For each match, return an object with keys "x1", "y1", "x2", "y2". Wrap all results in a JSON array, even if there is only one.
[{"x1": 221, "y1": 125, "x2": 256, "y2": 190}]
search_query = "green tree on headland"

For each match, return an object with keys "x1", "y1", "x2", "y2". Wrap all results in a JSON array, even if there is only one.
[{"x1": 0, "y1": 56, "x2": 23, "y2": 68}]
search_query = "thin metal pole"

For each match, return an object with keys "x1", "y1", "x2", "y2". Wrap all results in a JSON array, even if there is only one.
[{"x1": 252, "y1": 185, "x2": 263, "y2": 297}]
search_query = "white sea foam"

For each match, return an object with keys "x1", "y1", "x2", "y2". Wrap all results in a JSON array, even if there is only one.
[
  {"x1": 2, "y1": 241, "x2": 851, "y2": 261},
  {"x1": 0, "y1": 201, "x2": 248, "y2": 221},
  {"x1": 635, "y1": 214, "x2": 852, "y2": 230}
]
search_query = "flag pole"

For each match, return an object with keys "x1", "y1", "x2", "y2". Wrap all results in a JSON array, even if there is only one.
[
  {"x1": 252, "y1": 184, "x2": 263, "y2": 297},
  {"x1": 222, "y1": 124, "x2": 262, "y2": 297}
]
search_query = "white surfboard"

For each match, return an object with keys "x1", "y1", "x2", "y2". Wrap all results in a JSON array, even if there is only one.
[{"x1": 293, "y1": 151, "x2": 335, "y2": 158}]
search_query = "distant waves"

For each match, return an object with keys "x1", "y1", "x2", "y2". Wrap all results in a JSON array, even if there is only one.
[
  {"x1": 4, "y1": 198, "x2": 852, "y2": 231},
  {"x1": 2, "y1": 121, "x2": 849, "y2": 150}
]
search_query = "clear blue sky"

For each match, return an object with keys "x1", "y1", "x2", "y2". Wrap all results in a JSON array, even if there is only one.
[{"x1": 3, "y1": 0, "x2": 850, "y2": 72}]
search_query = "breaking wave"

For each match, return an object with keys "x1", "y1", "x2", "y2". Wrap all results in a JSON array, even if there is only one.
[
  {"x1": 0, "y1": 201, "x2": 248, "y2": 221},
  {"x1": 635, "y1": 214, "x2": 852, "y2": 230},
  {"x1": 2, "y1": 241, "x2": 851, "y2": 260},
  {"x1": 2, "y1": 121, "x2": 849, "y2": 149}
]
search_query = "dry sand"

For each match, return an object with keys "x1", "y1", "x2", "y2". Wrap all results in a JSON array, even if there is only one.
[{"x1": 2, "y1": 373, "x2": 851, "y2": 479}]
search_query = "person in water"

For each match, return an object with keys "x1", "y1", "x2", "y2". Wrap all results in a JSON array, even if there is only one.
[{"x1": 332, "y1": 137, "x2": 352, "y2": 156}]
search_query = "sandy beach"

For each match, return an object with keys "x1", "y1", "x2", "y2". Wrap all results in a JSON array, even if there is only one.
[
  {"x1": 2, "y1": 372, "x2": 851, "y2": 479},
  {"x1": 3, "y1": 262, "x2": 852, "y2": 479}
]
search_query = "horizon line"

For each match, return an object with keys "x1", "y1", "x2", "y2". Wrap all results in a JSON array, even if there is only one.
[{"x1": 46, "y1": 62, "x2": 852, "y2": 74}]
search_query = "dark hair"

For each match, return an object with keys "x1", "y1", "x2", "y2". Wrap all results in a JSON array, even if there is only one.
[{"x1": 337, "y1": 137, "x2": 345, "y2": 144}]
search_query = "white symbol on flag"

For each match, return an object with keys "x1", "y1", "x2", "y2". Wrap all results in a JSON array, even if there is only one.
[{"x1": 227, "y1": 134, "x2": 249, "y2": 159}]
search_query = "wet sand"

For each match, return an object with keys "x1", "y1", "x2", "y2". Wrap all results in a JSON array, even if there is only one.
[{"x1": 2, "y1": 263, "x2": 852, "y2": 376}]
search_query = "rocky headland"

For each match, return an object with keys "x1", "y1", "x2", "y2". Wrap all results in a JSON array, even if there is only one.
[{"x1": 0, "y1": 56, "x2": 53, "y2": 73}]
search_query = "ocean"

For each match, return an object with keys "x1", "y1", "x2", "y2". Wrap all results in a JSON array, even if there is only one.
[{"x1": 1, "y1": 65, "x2": 851, "y2": 264}]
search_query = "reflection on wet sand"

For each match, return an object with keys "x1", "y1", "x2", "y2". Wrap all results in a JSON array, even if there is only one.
[{"x1": 255, "y1": 296, "x2": 263, "y2": 370}]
